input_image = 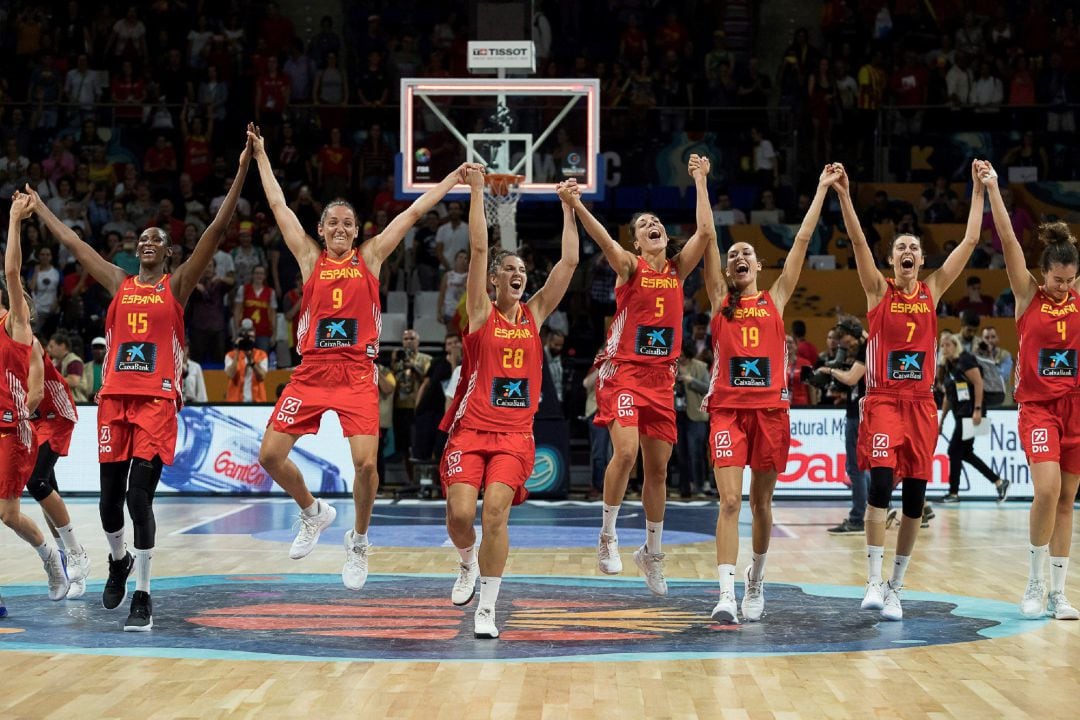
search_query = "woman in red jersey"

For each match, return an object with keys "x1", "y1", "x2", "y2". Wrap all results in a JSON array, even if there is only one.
[
  {"x1": 0, "y1": 193, "x2": 70, "y2": 610},
  {"x1": 982, "y1": 161, "x2": 1080, "y2": 620},
  {"x1": 567, "y1": 155, "x2": 714, "y2": 596},
  {"x1": 24, "y1": 132, "x2": 251, "y2": 631},
  {"x1": 248, "y1": 126, "x2": 479, "y2": 592},
  {"x1": 836, "y1": 160, "x2": 986, "y2": 622},
  {"x1": 701, "y1": 163, "x2": 840, "y2": 623},
  {"x1": 440, "y1": 169, "x2": 579, "y2": 639}
]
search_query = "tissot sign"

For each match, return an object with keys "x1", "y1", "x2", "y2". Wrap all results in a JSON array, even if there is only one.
[{"x1": 467, "y1": 41, "x2": 536, "y2": 71}]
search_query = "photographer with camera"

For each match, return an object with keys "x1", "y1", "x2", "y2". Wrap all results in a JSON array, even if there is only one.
[
  {"x1": 391, "y1": 328, "x2": 432, "y2": 470},
  {"x1": 817, "y1": 318, "x2": 869, "y2": 535},
  {"x1": 225, "y1": 318, "x2": 269, "y2": 402}
]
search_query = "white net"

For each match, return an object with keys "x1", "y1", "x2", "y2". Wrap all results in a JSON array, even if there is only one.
[{"x1": 483, "y1": 174, "x2": 525, "y2": 250}]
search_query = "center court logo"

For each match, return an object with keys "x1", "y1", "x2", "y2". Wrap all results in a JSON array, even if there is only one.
[
  {"x1": 713, "y1": 430, "x2": 734, "y2": 458},
  {"x1": 872, "y1": 433, "x2": 890, "y2": 458}
]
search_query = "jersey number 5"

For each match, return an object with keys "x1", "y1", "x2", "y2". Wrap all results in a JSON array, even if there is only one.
[
  {"x1": 654, "y1": 297, "x2": 664, "y2": 318},
  {"x1": 127, "y1": 312, "x2": 148, "y2": 335}
]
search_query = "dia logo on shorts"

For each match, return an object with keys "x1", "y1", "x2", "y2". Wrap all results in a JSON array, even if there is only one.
[
  {"x1": 98, "y1": 425, "x2": 112, "y2": 453},
  {"x1": 276, "y1": 397, "x2": 303, "y2": 425},
  {"x1": 617, "y1": 393, "x2": 635, "y2": 418},
  {"x1": 713, "y1": 430, "x2": 734, "y2": 458},
  {"x1": 1031, "y1": 428, "x2": 1050, "y2": 454},
  {"x1": 446, "y1": 450, "x2": 463, "y2": 476},
  {"x1": 872, "y1": 433, "x2": 890, "y2": 458}
]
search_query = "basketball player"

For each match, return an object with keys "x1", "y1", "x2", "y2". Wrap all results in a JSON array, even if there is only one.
[
  {"x1": 566, "y1": 155, "x2": 714, "y2": 594},
  {"x1": 28, "y1": 332, "x2": 89, "y2": 599},
  {"x1": 1, "y1": 192, "x2": 69, "y2": 604},
  {"x1": 441, "y1": 170, "x2": 579, "y2": 638},
  {"x1": 836, "y1": 160, "x2": 986, "y2": 621},
  {"x1": 23, "y1": 133, "x2": 252, "y2": 630},
  {"x1": 982, "y1": 161, "x2": 1079, "y2": 620},
  {"x1": 702, "y1": 163, "x2": 842, "y2": 622},
  {"x1": 248, "y1": 125, "x2": 478, "y2": 590}
]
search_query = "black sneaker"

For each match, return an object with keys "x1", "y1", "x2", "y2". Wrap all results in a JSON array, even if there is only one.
[
  {"x1": 123, "y1": 590, "x2": 153, "y2": 632},
  {"x1": 996, "y1": 478, "x2": 1011, "y2": 502},
  {"x1": 827, "y1": 519, "x2": 864, "y2": 534},
  {"x1": 923, "y1": 505, "x2": 936, "y2": 521},
  {"x1": 103, "y1": 552, "x2": 134, "y2": 610},
  {"x1": 940, "y1": 494, "x2": 960, "y2": 504}
]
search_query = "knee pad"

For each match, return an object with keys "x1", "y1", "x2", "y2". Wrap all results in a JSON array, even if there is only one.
[
  {"x1": 26, "y1": 475, "x2": 54, "y2": 502},
  {"x1": 27, "y1": 444, "x2": 60, "y2": 502},
  {"x1": 126, "y1": 457, "x2": 162, "y2": 549},
  {"x1": 867, "y1": 467, "x2": 894, "y2": 509},
  {"x1": 902, "y1": 479, "x2": 928, "y2": 519}
]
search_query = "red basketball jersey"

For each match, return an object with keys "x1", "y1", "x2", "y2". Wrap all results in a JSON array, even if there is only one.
[
  {"x1": 101, "y1": 275, "x2": 185, "y2": 401},
  {"x1": 865, "y1": 279, "x2": 937, "y2": 397},
  {"x1": 0, "y1": 313, "x2": 33, "y2": 444},
  {"x1": 296, "y1": 249, "x2": 381, "y2": 363},
  {"x1": 442, "y1": 302, "x2": 542, "y2": 434},
  {"x1": 36, "y1": 343, "x2": 77, "y2": 427},
  {"x1": 239, "y1": 284, "x2": 274, "y2": 337},
  {"x1": 704, "y1": 291, "x2": 789, "y2": 410},
  {"x1": 1014, "y1": 287, "x2": 1080, "y2": 403},
  {"x1": 598, "y1": 256, "x2": 682, "y2": 370}
]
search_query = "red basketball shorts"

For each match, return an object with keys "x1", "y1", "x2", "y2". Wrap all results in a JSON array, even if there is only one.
[
  {"x1": 857, "y1": 394, "x2": 937, "y2": 480},
  {"x1": 708, "y1": 407, "x2": 791, "y2": 471},
  {"x1": 594, "y1": 361, "x2": 677, "y2": 444},
  {"x1": 440, "y1": 428, "x2": 534, "y2": 506},
  {"x1": 1018, "y1": 394, "x2": 1080, "y2": 473},
  {"x1": 98, "y1": 395, "x2": 179, "y2": 464},
  {"x1": 35, "y1": 419, "x2": 74, "y2": 457},
  {"x1": 0, "y1": 423, "x2": 37, "y2": 499},
  {"x1": 270, "y1": 361, "x2": 379, "y2": 437}
]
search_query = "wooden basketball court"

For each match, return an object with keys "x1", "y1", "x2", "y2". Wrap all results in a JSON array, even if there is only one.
[{"x1": 0, "y1": 497, "x2": 1075, "y2": 719}]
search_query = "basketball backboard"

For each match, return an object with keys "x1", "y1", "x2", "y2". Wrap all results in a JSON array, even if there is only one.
[{"x1": 397, "y1": 78, "x2": 602, "y2": 199}]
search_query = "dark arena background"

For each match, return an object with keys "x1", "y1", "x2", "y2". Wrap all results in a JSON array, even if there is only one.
[{"x1": 0, "y1": 1, "x2": 1077, "y2": 718}]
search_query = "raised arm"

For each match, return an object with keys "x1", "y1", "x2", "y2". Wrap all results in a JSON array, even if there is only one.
[
  {"x1": 529, "y1": 181, "x2": 581, "y2": 326},
  {"x1": 980, "y1": 161, "x2": 1037, "y2": 313},
  {"x1": 926, "y1": 160, "x2": 987, "y2": 301},
  {"x1": 674, "y1": 154, "x2": 716, "y2": 280},
  {"x1": 834, "y1": 165, "x2": 888, "y2": 308},
  {"x1": 464, "y1": 167, "x2": 491, "y2": 333},
  {"x1": 363, "y1": 163, "x2": 474, "y2": 270},
  {"x1": 24, "y1": 185, "x2": 126, "y2": 296},
  {"x1": 772, "y1": 164, "x2": 840, "y2": 312},
  {"x1": 4, "y1": 193, "x2": 36, "y2": 344},
  {"x1": 249, "y1": 124, "x2": 321, "y2": 278},
  {"x1": 172, "y1": 135, "x2": 253, "y2": 304},
  {"x1": 566, "y1": 194, "x2": 636, "y2": 283}
]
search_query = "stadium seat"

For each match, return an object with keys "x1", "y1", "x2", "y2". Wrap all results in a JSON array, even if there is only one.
[
  {"x1": 380, "y1": 312, "x2": 407, "y2": 344},
  {"x1": 414, "y1": 291, "x2": 441, "y2": 319},
  {"x1": 386, "y1": 291, "x2": 408, "y2": 315}
]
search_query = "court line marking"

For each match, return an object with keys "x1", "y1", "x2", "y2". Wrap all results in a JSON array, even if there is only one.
[{"x1": 170, "y1": 506, "x2": 251, "y2": 536}]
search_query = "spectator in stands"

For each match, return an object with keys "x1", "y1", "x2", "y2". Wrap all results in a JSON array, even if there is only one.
[
  {"x1": 979, "y1": 326, "x2": 1014, "y2": 399},
  {"x1": 920, "y1": 176, "x2": 959, "y2": 223},
  {"x1": 255, "y1": 55, "x2": 290, "y2": 138},
  {"x1": 314, "y1": 51, "x2": 348, "y2": 131},
  {"x1": 357, "y1": 50, "x2": 391, "y2": 122},
  {"x1": 946, "y1": 51, "x2": 974, "y2": 109},
  {"x1": 435, "y1": 201, "x2": 468, "y2": 271},
  {"x1": 187, "y1": 258, "x2": 233, "y2": 363},
  {"x1": 111, "y1": 230, "x2": 141, "y2": 275},
  {"x1": 994, "y1": 287, "x2": 1015, "y2": 317},
  {"x1": 108, "y1": 6, "x2": 148, "y2": 65},
  {"x1": 1041, "y1": 51, "x2": 1075, "y2": 133},
  {"x1": 792, "y1": 319, "x2": 818, "y2": 365},
  {"x1": 970, "y1": 60, "x2": 1004, "y2": 115},
  {"x1": 438, "y1": 250, "x2": 468, "y2": 325},
  {"x1": 234, "y1": 265, "x2": 277, "y2": 353},
  {"x1": 391, "y1": 328, "x2": 432, "y2": 466},
  {"x1": 376, "y1": 362, "x2": 396, "y2": 486},
  {"x1": 225, "y1": 319, "x2": 269, "y2": 403},
  {"x1": 958, "y1": 309, "x2": 982, "y2": 353},
  {"x1": 675, "y1": 341, "x2": 710, "y2": 498},
  {"x1": 980, "y1": 187, "x2": 1035, "y2": 255},
  {"x1": 756, "y1": 188, "x2": 785, "y2": 223},
  {"x1": 688, "y1": 313, "x2": 711, "y2": 360},
  {"x1": 750, "y1": 126, "x2": 779, "y2": 189},
  {"x1": 0, "y1": 139, "x2": 30, "y2": 197},
  {"x1": 411, "y1": 211, "x2": 442, "y2": 292},
  {"x1": 78, "y1": 336, "x2": 107, "y2": 400},
  {"x1": 283, "y1": 39, "x2": 317, "y2": 104},
  {"x1": 143, "y1": 135, "x2": 178, "y2": 194},
  {"x1": 150, "y1": 199, "x2": 185, "y2": 245},
  {"x1": 231, "y1": 222, "x2": 267, "y2": 287},
  {"x1": 1001, "y1": 131, "x2": 1049, "y2": 181},
  {"x1": 198, "y1": 65, "x2": 229, "y2": 123},
  {"x1": 866, "y1": 190, "x2": 897, "y2": 225},
  {"x1": 786, "y1": 334, "x2": 817, "y2": 406},
  {"x1": 180, "y1": 105, "x2": 213, "y2": 188},
  {"x1": 310, "y1": 16, "x2": 342, "y2": 69},
  {"x1": 46, "y1": 331, "x2": 87, "y2": 402},
  {"x1": 315, "y1": 127, "x2": 352, "y2": 201},
  {"x1": 890, "y1": 50, "x2": 928, "y2": 136},
  {"x1": 823, "y1": 318, "x2": 868, "y2": 534},
  {"x1": 954, "y1": 276, "x2": 995, "y2": 318},
  {"x1": 29, "y1": 245, "x2": 60, "y2": 334},
  {"x1": 63, "y1": 54, "x2": 104, "y2": 114},
  {"x1": 412, "y1": 333, "x2": 462, "y2": 463},
  {"x1": 182, "y1": 340, "x2": 208, "y2": 404},
  {"x1": 260, "y1": 1, "x2": 295, "y2": 56},
  {"x1": 712, "y1": 191, "x2": 747, "y2": 225}
]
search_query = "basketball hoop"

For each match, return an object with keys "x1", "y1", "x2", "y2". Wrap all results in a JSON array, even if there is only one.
[{"x1": 483, "y1": 173, "x2": 525, "y2": 248}]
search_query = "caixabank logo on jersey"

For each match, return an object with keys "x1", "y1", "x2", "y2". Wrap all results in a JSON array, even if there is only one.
[
  {"x1": 887, "y1": 350, "x2": 925, "y2": 381},
  {"x1": 491, "y1": 377, "x2": 530, "y2": 408},
  {"x1": 1037, "y1": 348, "x2": 1076, "y2": 377},
  {"x1": 115, "y1": 342, "x2": 157, "y2": 372},
  {"x1": 635, "y1": 325, "x2": 673, "y2": 356},
  {"x1": 730, "y1": 357, "x2": 770, "y2": 387},
  {"x1": 0, "y1": 574, "x2": 1040, "y2": 662}
]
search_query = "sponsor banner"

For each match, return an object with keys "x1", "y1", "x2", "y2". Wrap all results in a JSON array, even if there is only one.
[
  {"x1": 467, "y1": 41, "x2": 536, "y2": 71},
  {"x1": 54, "y1": 406, "x2": 1030, "y2": 500}
]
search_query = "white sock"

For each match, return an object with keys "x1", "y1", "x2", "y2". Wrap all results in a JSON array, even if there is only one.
[
  {"x1": 106, "y1": 529, "x2": 126, "y2": 560},
  {"x1": 351, "y1": 531, "x2": 368, "y2": 548},
  {"x1": 717, "y1": 564, "x2": 736, "y2": 595},
  {"x1": 601, "y1": 504, "x2": 620, "y2": 537},
  {"x1": 57, "y1": 524, "x2": 82, "y2": 555},
  {"x1": 34, "y1": 542, "x2": 52, "y2": 562},
  {"x1": 457, "y1": 545, "x2": 477, "y2": 565},
  {"x1": 645, "y1": 520, "x2": 663, "y2": 554},
  {"x1": 1050, "y1": 557, "x2": 1069, "y2": 594},
  {"x1": 301, "y1": 499, "x2": 321, "y2": 517},
  {"x1": 1030, "y1": 544, "x2": 1049, "y2": 581},
  {"x1": 867, "y1": 545, "x2": 885, "y2": 582},
  {"x1": 750, "y1": 552, "x2": 767, "y2": 583},
  {"x1": 53, "y1": 532, "x2": 66, "y2": 552},
  {"x1": 890, "y1": 555, "x2": 910, "y2": 588},
  {"x1": 478, "y1": 576, "x2": 502, "y2": 610},
  {"x1": 133, "y1": 548, "x2": 153, "y2": 593}
]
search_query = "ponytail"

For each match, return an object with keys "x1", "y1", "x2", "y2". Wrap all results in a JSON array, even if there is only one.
[
  {"x1": 720, "y1": 277, "x2": 741, "y2": 321},
  {"x1": 1039, "y1": 222, "x2": 1079, "y2": 272}
]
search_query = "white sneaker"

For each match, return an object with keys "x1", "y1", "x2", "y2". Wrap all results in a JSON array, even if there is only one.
[
  {"x1": 881, "y1": 581, "x2": 903, "y2": 621},
  {"x1": 1020, "y1": 578, "x2": 1047, "y2": 618},
  {"x1": 65, "y1": 549, "x2": 91, "y2": 583},
  {"x1": 710, "y1": 590, "x2": 740, "y2": 624},
  {"x1": 597, "y1": 533, "x2": 622, "y2": 575},
  {"x1": 474, "y1": 606, "x2": 499, "y2": 638},
  {"x1": 66, "y1": 578, "x2": 86, "y2": 600},
  {"x1": 1047, "y1": 591, "x2": 1080, "y2": 620},
  {"x1": 861, "y1": 578, "x2": 885, "y2": 610},
  {"x1": 451, "y1": 562, "x2": 480, "y2": 606},
  {"x1": 44, "y1": 549, "x2": 69, "y2": 601},
  {"x1": 342, "y1": 531, "x2": 370, "y2": 591},
  {"x1": 741, "y1": 565, "x2": 765, "y2": 621},
  {"x1": 633, "y1": 546, "x2": 668, "y2": 596},
  {"x1": 289, "y1": 501, "x2": 337, "y2": 560}
]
